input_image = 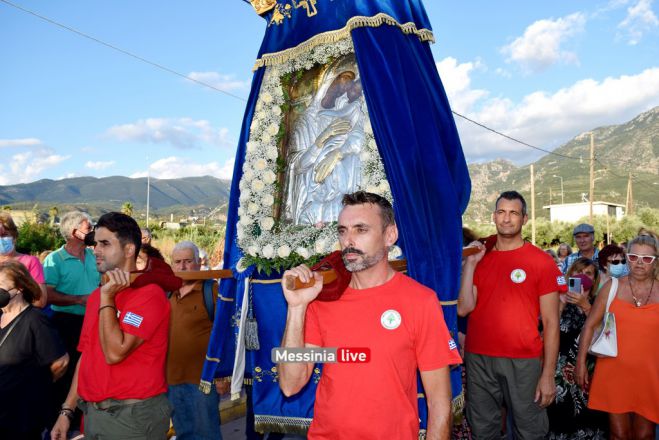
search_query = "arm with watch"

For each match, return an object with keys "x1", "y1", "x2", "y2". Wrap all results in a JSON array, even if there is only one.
[{"x1": 51, "y1": 357, "x2": 81, "y2": 440}]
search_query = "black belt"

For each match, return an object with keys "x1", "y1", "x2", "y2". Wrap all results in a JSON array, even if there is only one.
[{"x1": 88, "y1": 397, "x2": 146, "y2": 411}]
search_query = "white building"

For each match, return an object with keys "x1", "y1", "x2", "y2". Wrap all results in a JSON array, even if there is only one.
[{"x1": 543, "y1": 201, "x2": 625, "y2": 223}]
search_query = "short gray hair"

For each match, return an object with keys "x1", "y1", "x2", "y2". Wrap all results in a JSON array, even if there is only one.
[
  {"x1": 172, "y1": 240, "x2": 200, "y2": 263},
  {"x1": 59, "y1": 211, "x2": 92, "y2": 240}
]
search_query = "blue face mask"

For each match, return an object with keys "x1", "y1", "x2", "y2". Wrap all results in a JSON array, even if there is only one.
[
  {"x1": 609, "y1": 262, "x2": 628, "y2": 278},
  {"x1": 0, "y1": 237, "x2": 15, "y2": 255}
]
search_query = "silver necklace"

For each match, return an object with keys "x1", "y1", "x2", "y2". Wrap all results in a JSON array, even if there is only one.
[{"x1": 629, "y1": 278, "x2": 655, "y2": 307}]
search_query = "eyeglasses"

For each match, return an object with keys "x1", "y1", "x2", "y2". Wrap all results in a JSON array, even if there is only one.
[
  {"x1": 608, "y1": 259, "x2": 626, "y2": 265},
  {"x1": 627, "y1": 254, "x2": 657, "y2": 264}
]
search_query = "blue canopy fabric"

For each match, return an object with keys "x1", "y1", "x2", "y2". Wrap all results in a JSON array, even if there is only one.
[{"x1": 352, "y1": 22, "x2": 470, "y2": 406}]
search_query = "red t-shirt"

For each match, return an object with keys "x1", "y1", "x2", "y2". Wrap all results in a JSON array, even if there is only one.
[
  {"x1": 77, "y1": 284, "x2": 170, "y2": 402},
  {"x1": 304, "y1": 272, "x2": 462, "y2": 440},
  {"x1": 466, "y1": 242, "x2": 566, "y2": 358}
]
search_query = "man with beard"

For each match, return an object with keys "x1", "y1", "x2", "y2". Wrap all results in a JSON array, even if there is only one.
[
  {"x1": 458, "y1": 191, "x2": 563, "y2": 439},
  {"x1": 51, "y1": 212, "x2": 176, "y2": 440},
  {"x1": 278, "y1": 191, "x2": 461, "y2": 440}
]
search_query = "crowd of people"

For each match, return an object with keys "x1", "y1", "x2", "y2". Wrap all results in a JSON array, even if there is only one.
[
  {"x1": 0, "y1": 210, "x2": 223, "y2": 439},
  {"x1": 455, "y1": 192, "x2": 658, "y2": 440},
  {"x1": 0, "y1": 192, "x2": 657, "y2": 439}
]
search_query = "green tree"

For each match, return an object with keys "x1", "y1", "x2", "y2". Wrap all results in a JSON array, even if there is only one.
[
  {"x1": 16, "y1": 221, "x2": 65, "y2": 254},
  {"x1": 121, "y1": 202, "x2": 134, "y2": 217}
]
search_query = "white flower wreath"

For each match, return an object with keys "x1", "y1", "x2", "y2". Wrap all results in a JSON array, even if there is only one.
[{"x1": 237, "y1": 37, "x2": 393, "y2": 270}]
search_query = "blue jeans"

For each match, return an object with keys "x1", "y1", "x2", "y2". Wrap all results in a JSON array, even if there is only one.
[{"x1": 167, "y1": 384, "x2": 222, "y2": 440}]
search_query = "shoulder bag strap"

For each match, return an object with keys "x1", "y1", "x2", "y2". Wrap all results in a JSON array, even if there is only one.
[
  {"x1": 0, "y1": 305, "x2": 31, "y2": 350},
  {"x1": 604, "y1": 277, "x2": 619, "y2": 313}
]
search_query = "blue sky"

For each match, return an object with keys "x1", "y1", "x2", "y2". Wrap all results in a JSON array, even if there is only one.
[{"x1": 1, "y1": 0, "x2": 658, "y2": 185}]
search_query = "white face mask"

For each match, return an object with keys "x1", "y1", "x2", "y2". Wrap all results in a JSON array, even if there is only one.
[{"x1": 0, "y1": 237, "x2": 15, "y2": 255}]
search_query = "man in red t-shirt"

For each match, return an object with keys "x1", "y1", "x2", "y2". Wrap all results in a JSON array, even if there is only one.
[
  {"x1": 52, "y1": 212, "x2": 172, "y2": 440},
  {"x1": 458, "y1": 191, "x2": 563, "y2": 439},
  {"x1": 278, "y1": 191, "x2": 462, "y2": 440}
]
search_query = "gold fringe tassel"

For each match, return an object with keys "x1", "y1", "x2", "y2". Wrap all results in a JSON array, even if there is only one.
[
  {"x1": 199, "y1": 380, "x2": 213, "y2": 395},
  {"x1": 452, "y1": 390, "x2": 466, "y2": 425},
  {"x1": 253, "y1": 12, "x2": 434, "y2": 70},
  {"x1": 254, "y1": 415, "x2": 312, "y2": 435}
]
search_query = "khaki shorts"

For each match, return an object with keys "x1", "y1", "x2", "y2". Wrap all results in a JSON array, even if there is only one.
[{"x1": 78, "y1": 393, "x2": 171, "y2": 440}]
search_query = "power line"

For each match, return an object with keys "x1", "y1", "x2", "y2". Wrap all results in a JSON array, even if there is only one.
[
  {"x1": 0, "y1": 0, "x2": 248, "y2": 103},
  {"x1": 595, "y1": 158, "x2": 659, "y2": 193},
  {"x1": 451, "y1": 111, "x2": 582, "y2": 161},
  {"x1": 3, "y1": 0, "x2": 587, "y2": 161},
  {"x1": 4, "y1": 0, "x2": 658, "y2": 194}
]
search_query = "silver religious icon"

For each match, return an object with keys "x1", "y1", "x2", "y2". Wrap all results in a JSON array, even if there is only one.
[{"x1": 280, "y1": 54, "x2": 367, "y2": 225}]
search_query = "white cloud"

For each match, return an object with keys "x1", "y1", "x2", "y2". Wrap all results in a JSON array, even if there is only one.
[
  {"x1": 0, "y1": 138, "x2": 42, "y2": 148},
  {"x1": 85, "y1": 160, "x2": 115, "y2": 170},
  {"x1": 187, "y1": 71, "x2": 250, "y2": 91},
  {"x1": 0, "y1": 149, "x2": 70, "y2": 185},
  {"x1": 131, "y1": 156, "x2": 235, "y2": 180},
  {"x1": 501, "y1": 13, "x2": 586, "y2": 73},
  {"x1": 436, "y1": 57, "x2": 488, "y2": 113},
  {"x1": 0, "y1": 139, "x2": 70, "y2": 184},
  {"x1": 105, "y1": 117, "x2": 233, "y2": 150},
  {"x1": 618, "y1": 0, "x2": 659, "y2": 44},
  {"x1": 436, "y1": 58, "x2": 659, "y2": 163}
]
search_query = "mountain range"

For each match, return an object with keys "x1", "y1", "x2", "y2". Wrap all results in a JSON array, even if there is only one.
[
  {"x1": 0, "y1": 176, "x2": 231, "y2": 218},
  {"x1": 465, "y1": 106, "x2": 658, "y2": 223},
  {"x1": 1, "y1": 107, "x2": 657, "y2": 223}
]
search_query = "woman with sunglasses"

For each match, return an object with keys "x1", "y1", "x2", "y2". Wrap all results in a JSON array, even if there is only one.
[
  {"x1": 0, "y1": 261, "x2": 69, "y2": 439},
  {"x1": 576, "y1": 235, "x2": 659, "y2": 439},
  {"x1": 597, "y1": 244, "x2": 628, "y2": 288}
]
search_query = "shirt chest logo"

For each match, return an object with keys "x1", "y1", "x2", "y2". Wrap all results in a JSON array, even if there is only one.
[
  {"x1": 380, "y1": 309, "x2": 402, "y2": 330},
  {"x1": 510, "y1": 269, "x2": 527, "y2": 283}
]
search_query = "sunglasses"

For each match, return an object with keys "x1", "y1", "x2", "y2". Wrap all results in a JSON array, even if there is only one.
[
  {"x1": 627, "y1": 254, "x2": 657, "y2": 264},
  {"x1": 608, "y1": 259, "x2": 626, "y2": 265}
]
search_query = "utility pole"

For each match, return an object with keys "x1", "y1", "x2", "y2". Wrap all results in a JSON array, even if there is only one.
[
  {"x1": 549, "y1": 187, "x2": 553, "y2": 205},
  {"x1": 530, "y1": 164, "x2": 536, "y2": 245},
  {"x1": 553, "y1": 175, "x2": 564, "y2": 204},
  {"x1": 146, "y1": 160, "x2": 151, "y2": 228},
  {"x1": 589, "y1": 132, "x2": 595, "y2": 223},
  {"x1": 626, "y1": 172, "x2": 634, "y2": 216}
]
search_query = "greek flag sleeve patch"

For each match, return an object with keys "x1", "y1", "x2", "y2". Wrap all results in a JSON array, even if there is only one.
[{"x1": 122, "y1": 311, "x2": 144, "y2": 328}]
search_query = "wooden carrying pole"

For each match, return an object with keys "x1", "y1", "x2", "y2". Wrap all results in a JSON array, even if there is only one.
[
  {"x1": 285, "y1": 247, "x2": 481, "y2": 290},
  {"x1": 105, "y1": 248, "x2": 482, "y2": 289}
]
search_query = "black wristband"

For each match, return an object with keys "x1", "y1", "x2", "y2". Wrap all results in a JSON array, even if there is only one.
[
  {"x1": 98, "y1": 305, "x2": 117, "y2": 314},
  {"x1": 59, "y1": 407, "x2": 74, "y2": 421}
]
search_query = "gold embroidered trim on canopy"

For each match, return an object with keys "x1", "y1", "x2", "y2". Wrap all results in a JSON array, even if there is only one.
[
  {"x1": 254, "y1": 415, "x2": 312, "y2": 435},
  {"x1": 250, "y1": 0, "x2": 277, "y2": 15},
  {"x1": 253, "y1": 12, "x2": 435, "y2": 70}
]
